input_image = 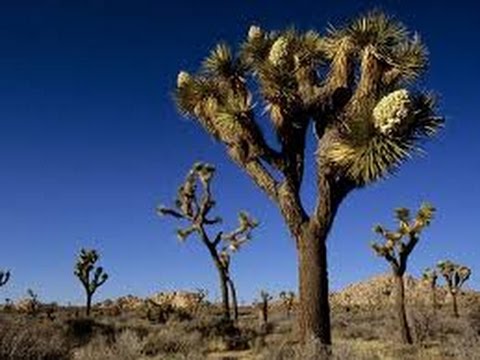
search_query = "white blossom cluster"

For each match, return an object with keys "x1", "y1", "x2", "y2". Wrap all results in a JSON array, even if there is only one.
[
  {"x1": 373, "y1": 89, "x2": 413, "y2": 135},
  {"x1": 248, "y1": 25, "x2": 262, "y2": 40},
  {"x1": 177, "y1": 71, "x2": 191, "y2": 88},
  {"x1": 268, "y1": 36, "x2": 289, "y2": 66}
]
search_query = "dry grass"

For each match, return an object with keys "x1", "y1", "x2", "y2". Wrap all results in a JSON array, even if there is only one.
[{"x1": 1, "y1": 300, "x2": 480, "y2": 360}]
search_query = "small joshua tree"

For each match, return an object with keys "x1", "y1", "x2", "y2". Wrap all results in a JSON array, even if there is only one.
[
  {"x1": 173, "y1": 11, "x2": 443, "y2": 344},
  {"x1": 0, "y1": 270, "x2": 10, "y2": 288},
  {"x1": 158, "y1": 162, "x2": 257, "y2": 321},
  {"x1": 371, "y1": 203, "x2": 435, "y2": 344},
  {"x1": 279, "y1": 290, "x2": 296, "y2": 318},
  {"x1": 74, "y1": 248, "x2": 108, "y2": 316},
  {"x1": 422, "y1": 267, "x2": 438, "y2": 311},
  {"x1": 257, "y1": 290, "x2": 273, "y2": 330},
  {"x1": 437, "y1": 260, "x2": 471, "y2": 317},
  {"x1": 25, "y1": 288, "x2": 40, "y2": 316}
]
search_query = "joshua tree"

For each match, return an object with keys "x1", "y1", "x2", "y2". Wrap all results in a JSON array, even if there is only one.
[
  {"x1": 371, "y1": 203, "x2": 435, "y2": 344},
  {"x1": 437, "y1": 260, "x2": 471, "y2": 317},
  {"x1": 257, "y1": 290, "x2": 273, "y2": 330},
  {"x1": 74, "y1": 248, "x2": 108, "y2": 316},
  {"x1": 0, "y1": 270, "x2": 10, "y2": 287},
  {"x1": 279, "y1": 290, "x2": 296, "y2": 318},
  {"x1": 25, "y1": 288, "x2": 40, "y2": 316},
  {"x1": 158, "y1": 162, "x2": 257, "y2": 321},
  {"x1": 173, "y1": 11, "x2": 443, "y2": 343},
  {"x1": 422, "y1": 267, "x2": 438, "y2": 310}
]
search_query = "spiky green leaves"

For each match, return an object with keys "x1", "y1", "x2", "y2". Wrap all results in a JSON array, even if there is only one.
[
  {"x1": 202, "y1": 43, "x2": 247, "y2": 83},
  {"x1": 422, "y1": 267, "x2": 437, "y2": 286},
  {"x1": 326, "y1": 11, "x2": 428, "y2": 85},
  {"x1": 437, "y1": 260, "x2": 471, "y2": 293},
  {"x1": 325, "y1": 90, "x2": 442, "y2": 186},
  {"x1": 0, "y1": 270, "x2": 10, "y2": 287},
  {"x1": 344, "y1": 11, "x2": 408, "y2": 53},
  {"x1": 74, "y1": 248, "x2": 108, "y2": 295},
  {"x1": 222, "y1": 211, "x2": 258, "y2": 252}
]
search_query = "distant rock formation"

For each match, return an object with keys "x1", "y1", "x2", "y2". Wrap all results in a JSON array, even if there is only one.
[{"x1": 330, "y1": 273, "x2": 476, "y2": 310}]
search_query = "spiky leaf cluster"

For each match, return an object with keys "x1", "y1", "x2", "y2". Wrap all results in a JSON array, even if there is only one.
[
  {"x1": 260, "y1": 290, "x2": 273, "y2": 303},
  {"x1": 371, "y1": 203, "x2": 435, "y2": 274},
  {"x1": 422, "y1": 267, "x2": 438, "y2": 287},
  {"x1": 279, "y1": 290, "x2": 296, "y2": 309},
  {"x1": 158, "y1": 162, "x2": 220, "y2": 242},
  {"x1": 222, "y1": 211, "x2": 258, "y2": 252},
  {"x1": 437, "y1": 260, "x2": 471, "y2": 294},
  {"x1": 175, "y1": 11, "x2": 443, "y2": 198},
  {"x1": 74, "y1": 249, "x2": 108, "y2": 295},
  {"x1": 0, "y1": 270, "x2": 10, "y2": 287}
]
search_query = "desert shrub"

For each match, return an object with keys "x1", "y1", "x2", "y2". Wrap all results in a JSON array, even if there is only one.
[
  {"x1": 0, "y1": 318, "x2": 71, "y2": 360},
  {"x1": 65, "y1": 317, "x2": 115, "y2": 347},
  {"x1": 409, "y1": 308, "x2": 437, "y2": 345},
  {"x1": 74, "y1": 330, "x2": 143, "y2": 360},
  {"x1": 139, "y1": 302, "x2": 192, "y2": 324},
  {"x1": 257, "y1": 338, "x2": 380, "y2": 360},
  {"x1": 141, "y1": 324, "x2": 204, "y2": 357}
]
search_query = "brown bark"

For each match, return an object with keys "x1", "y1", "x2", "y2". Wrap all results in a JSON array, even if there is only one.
[
  {"x1": 227, "y1": 277, "x2": 238, "y2": 322},
  {"x1": 294, "y1": 169, "x2": 352, "y2": 345},
  {"x1": 298, "y1": 228, "x2": 331, "y2": 344},
  {"x1": 452, "y1": 292, "x2": 459, "y2": 317},
  {"x1": 86, "y1": 293, "x2": 92, "y2": 317},
  {"x1": 393, "y1": 273, "x2": 413, "y2": 344},
  {"x1": 200, "y1": 229, "x2": 231, "y2": 320},
  {"x1": 431, "y1": 284, "x2": 437, "y2": 312},
  {"x1": 217, "y1": 268, "x2": 230, "y2": 320}
]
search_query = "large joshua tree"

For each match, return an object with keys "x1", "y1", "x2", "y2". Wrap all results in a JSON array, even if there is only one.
[
  {"x1": 437, "y1": 260, "x2": 471, "y2": 317},
  {"x1": 371, "y1": 203, "x2": 435, "y2": 344},
  {"x1": 74, "y1": 248, "x2": 109, "y2": 316},
  {"x1": 173, "y1": 12, "x2": 443, "y2": 343},
  {"x1": 158, "y1": 162, "x2": 257, "y2": 321}
]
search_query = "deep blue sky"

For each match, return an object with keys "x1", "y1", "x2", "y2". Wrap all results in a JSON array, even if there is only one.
[{"x1": 0, "y1": 0, "x2": 479, "y2": 304}]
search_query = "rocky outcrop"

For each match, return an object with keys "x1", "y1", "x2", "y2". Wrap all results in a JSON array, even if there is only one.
[{"x1": 330, "y1": 273, "x2": 476, "y2": 310}]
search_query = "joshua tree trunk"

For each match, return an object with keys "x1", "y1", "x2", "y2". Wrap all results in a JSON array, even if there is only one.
[
  {"x1": 294, "y1": 171, "x2": 350, "y2": 344},
  {"x1": 393, "y1": 273, "x2": 413, "y2": 344},
  {"x1": 86, "y1": 292, "x2": 92, "y2": 317},
  {"x1": 227, "y1": 277, "x2": 238, "y2": 321},
  {"x1": 431, "y1": 284, "x2": 437, "y2": 312},
  {"x1": 451, "y1": 292, "x2": 459, "y2": 317},
  {"x1": 202, "y1": 231, "x2": 231, "y2": 321},
  {"x1": 217, "y1": 266, "x2": 231, "y2": 320},
  {"x1": 297, "y1": 228, "x2": 330, "y2": 344}
]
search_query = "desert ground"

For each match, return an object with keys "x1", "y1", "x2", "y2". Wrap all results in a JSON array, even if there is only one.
[{"x1": 1, "y1": 273, "x2": 480, "y2": 360}]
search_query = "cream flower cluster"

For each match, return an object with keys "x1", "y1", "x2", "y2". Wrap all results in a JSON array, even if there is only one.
[
  {"x1": 268, "y1": 36, "x2": 289, "y2": 66},
  {"x1": 248, "y1": 25, "x2": 262, "y2": 40},
  {"x1": 373, "y1": 89, "x2": 413, "y2": 135},
  {"x1": 177, "y1": 71, "x2": 191, "y2": 88}
]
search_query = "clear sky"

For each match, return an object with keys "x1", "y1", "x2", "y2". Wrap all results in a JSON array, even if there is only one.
[{"x1": 0, "y1": 0, "x2": 479, "y2": 305}]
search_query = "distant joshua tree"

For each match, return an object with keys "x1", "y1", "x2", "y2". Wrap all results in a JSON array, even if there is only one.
[
  {"x1": 74, "y1": 249, "x2": 108, "y2": 316},
  {"x1": 279, "y1": 291, "x2": 296, "y2": 318},
  {"x1": 158, "y1": 162, "x2": 257, "y2": 322},
  {"x1": 173, "y1": 11, "x2": 443, "y2": 344},
  {"x1": 25, "y1": 288, "x2": 40, "y2": 316},
  {"x1": 371, "y1": 203, "x2": 435, "y2": 344},
  {"x1": 422, "y1": 267, "x2": 438, "y2": 311},
  {"x1": 257, "y1": 290, "x2": 273, "y2": 330},
  {"x1": 437, "y1": 260, "x2": 471, "y2": 317},
  {"x1": 0, "y1": 270, "x2": 10, "y2": 288}
]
